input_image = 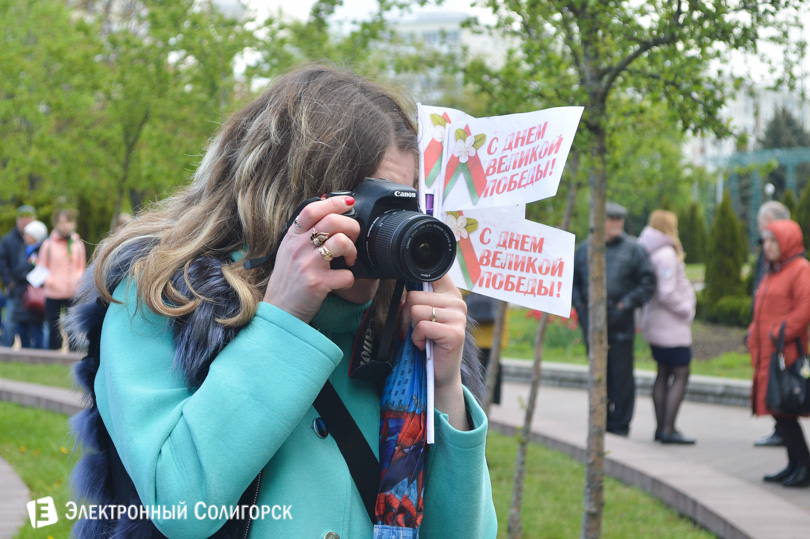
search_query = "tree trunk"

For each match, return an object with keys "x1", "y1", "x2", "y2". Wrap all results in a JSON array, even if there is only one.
[
  {"x1": 129, "y1": 187, "x2": 146, "y2": 214},
  {"x1": 507, "y1": 309, "x2": 549, "y2": 539},
  {"x1": 581, "y1": 129, "x2": 608, "y2": 539},
  {"x1": 110, "y1": 109, "x2": 149, "y2": 231},
  {"x1": 507, "y1": 154, "x2": 580, "y2": 539},
  {"x1": 483, "y1": 300, "x2": 508, "y2": 415}
]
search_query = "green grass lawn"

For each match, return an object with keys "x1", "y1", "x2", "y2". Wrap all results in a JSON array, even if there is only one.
[
  {"x1": 684, "y1": 263, "x2": 705, "y2": 283},
  {"x1": 0, "y1": 402, "x2": 76, "y2": 539},
  {"x1": 487, "y1": 431, "x2": 713, "y2": 538},
  {"x1": 0, "y1": 361, "x2": 76, "y2": 390},
  {"x1": 0, "y1": 402, "x2": 712, "y2": 538},
  {"x1": 504, "y1": 308, "x2": 753, "y2": 380},
  {"x1": 0, "y1": 311, "x2": 754, "y2": 390}
]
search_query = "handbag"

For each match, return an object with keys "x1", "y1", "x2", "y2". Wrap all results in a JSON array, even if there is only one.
[
  {"x1": 22, "y1": 284, "x2": 46, "y2": 316},
  {"x1": 766, "y1": 322, "x2": 810, "y2": 415}
]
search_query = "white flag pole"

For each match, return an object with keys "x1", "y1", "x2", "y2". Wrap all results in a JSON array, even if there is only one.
[{"x1": 424, "y1": 191, "x2": 437, "y2": 444}]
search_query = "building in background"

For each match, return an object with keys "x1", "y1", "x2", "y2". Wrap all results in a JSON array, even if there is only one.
[
  {"x1": 683, "y1": 81, "x2": 810, "y2": 171},
  {"x1": 388, "y1": 9, "x2": 513, "y2": 105}
]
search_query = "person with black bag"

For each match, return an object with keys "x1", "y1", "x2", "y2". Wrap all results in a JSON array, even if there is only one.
[{"x1": 747, "y1": 219, "x2": 810, "y2": 488}]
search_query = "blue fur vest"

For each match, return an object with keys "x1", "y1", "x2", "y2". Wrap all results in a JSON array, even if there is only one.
[{"x1": 65, "y1": 239, "x2": 485, "y2": 538}]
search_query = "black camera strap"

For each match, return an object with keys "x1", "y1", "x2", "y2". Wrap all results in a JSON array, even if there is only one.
[
  {"x1": 349, "y1": 279, "x2": 405, "y2": 381},
  {"x1": 244, "y1": 197, "x2": 321, "y2": 270},
  {"x1": 313, "y1": 380, "x2": 379, "y2": 524}
]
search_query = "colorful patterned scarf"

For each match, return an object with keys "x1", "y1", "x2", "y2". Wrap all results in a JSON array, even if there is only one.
[{"x1": 374, "y1": 328, "x2": 428, "y2": 538}]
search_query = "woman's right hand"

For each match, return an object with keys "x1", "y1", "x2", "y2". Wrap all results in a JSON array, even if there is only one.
[{"x1": 262, "y1": 196, "x2": 360, "y2": 323}]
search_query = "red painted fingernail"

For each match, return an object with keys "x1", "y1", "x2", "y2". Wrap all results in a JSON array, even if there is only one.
[
  {"x1": 345, "y1": 196, "x2": 355, "y2": 206},
  {"x1": 320, "y1": 193, "x2": 327, "y2": 200}
]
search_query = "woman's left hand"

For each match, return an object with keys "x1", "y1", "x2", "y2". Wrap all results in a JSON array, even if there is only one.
[{"x1": 400, "y1": 274, "x2": 469, "y2": 430}]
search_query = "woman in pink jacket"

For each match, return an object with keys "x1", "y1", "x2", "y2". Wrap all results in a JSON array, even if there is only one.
[
  {"x1": 638, "y1": 210, "x2": 697, "y2": 444},
  {"x1": 39, "y1": 209, "x2": 86, "y2": 350}
]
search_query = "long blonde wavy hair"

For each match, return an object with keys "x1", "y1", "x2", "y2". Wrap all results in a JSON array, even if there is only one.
[
  {"x1": 93, "y1": 64, "x2": 418, "y2": 327},
  {"x1": 648, "y1": 210, "x2": 684, "y2": 260}
]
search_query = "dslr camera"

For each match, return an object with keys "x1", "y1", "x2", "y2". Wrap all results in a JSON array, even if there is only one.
[{"x1": 328, "y1": 178, "x2": 456, "y2": 282}]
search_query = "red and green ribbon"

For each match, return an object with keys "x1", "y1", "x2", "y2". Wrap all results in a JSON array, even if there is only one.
[
  {"x1": 423, "y1": 112, "x2": 451, "y2": 188},
  {"x1": 448, "y1": 211, "x2": 481, "y2": 290},
  {"x1": 443, "y1": 125, "x2": 488, "y2": 205}
]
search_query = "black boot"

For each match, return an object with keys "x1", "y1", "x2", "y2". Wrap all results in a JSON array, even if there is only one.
[
  {"x1": 783, "y1": 464, "x2": 810, "y2": 487},
  {"x1": 777, "y1": 419, "x2": 810, "y2": 487},
  {"x1": 763, "y1": 464, "x2": 795, "y2": 483}
]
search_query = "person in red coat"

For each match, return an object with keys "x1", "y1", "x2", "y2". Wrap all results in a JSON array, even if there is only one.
[{"x1": 748, "y1": 219, "x2": 810, "y2": 487}]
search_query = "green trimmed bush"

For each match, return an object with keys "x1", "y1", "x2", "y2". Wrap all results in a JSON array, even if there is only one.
[
  {"x1": 782, "y1": 189, "x2": 798, "y2": 217},
  {"x1": 694, "y1": 289, "x2": 708, "y2": 321},
  {"x1": 680, "y1": 201, "x2": 707, "y2": 264},
  {"x1": 704, "y1": 191, "x2": 746, "y2": 305},
  {"x1": 739, "y1": 215, "x2": 751, "y2": 257},
  {"x1": 704, "y1": 190, "x2": 746, "y2": 306},
  {"x1": 706, "y1": 295, "x2": 751, "y2": 327},
  {"x1": 797, "y1": 181, "x2": 810, "y2": 254}
]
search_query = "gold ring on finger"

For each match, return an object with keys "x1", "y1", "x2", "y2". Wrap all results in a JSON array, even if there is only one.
[
  {"x1": 431, "y1": 307, "x2": 436, "y2": 323},
  {"x1": 311, "y1": 230, "x2": 330, "y2": 246},
  {"x1": 318, "y1": 245, "x2": 334, "y2": 262}
]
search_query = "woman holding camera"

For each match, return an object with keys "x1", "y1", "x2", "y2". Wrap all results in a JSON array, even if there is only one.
[{"x1": 66, "y1": 65, "x2": 496, "y2": 538}]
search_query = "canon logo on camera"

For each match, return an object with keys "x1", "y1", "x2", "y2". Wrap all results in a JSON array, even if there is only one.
[{"x1": 393, "y1": 191, "x2": 416, "y2": 198}]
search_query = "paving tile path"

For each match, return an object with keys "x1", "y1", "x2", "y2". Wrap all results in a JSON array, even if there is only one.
[
  {"x1": 0, "y1": 456, "x2": 29, "y2": 539},
  {"x1": 490, "y1": 382, "x2": 810, "y2": 539}
]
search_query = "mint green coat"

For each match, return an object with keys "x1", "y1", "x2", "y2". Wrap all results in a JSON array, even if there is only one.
[{"x1": 94, "y1": 281, "x2": 497, "y2": 538}]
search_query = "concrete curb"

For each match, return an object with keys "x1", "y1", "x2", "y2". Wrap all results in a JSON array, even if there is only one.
[
  {"x1": 0, "y1": 348, "x2": 82, "y2": 365},
  {"x1": 0, "y1": 378, "x2": 84, "y2": 416},
  {"x1": 502, "y1": 358, "x2": 751, "y2": 408},
  {"x1": 1, "y1": 351, "x2": 752, "y2": 407}
]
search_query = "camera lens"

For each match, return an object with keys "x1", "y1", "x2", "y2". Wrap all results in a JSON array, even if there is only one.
[
  {"x1": 366, "y1": 210, "x2": 456, "y2": 282},
  {"x1": 410, "y1": 229, "x2": 443, "y2": 269}
]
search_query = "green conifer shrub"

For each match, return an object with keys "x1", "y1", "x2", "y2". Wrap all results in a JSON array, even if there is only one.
[
  {"x1": 781, "y1": 189, "x2": 798, "y2": 217},
  {"x1": 707, "y1": 295, "x2": 752, "y2": 327},
  {"x1": 796, "y1": 181, "x2": 810, "y2": 254},
  {"x1": 704, "y1": 191, "x2": 745, "y2": 306},
  {"x1": 680, "y1": 201, "x2": 707, "y2": 264}
]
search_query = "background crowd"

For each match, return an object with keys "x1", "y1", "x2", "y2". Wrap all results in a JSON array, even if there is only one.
[
  {"x1": 571, "y1": 199, "x2": 810, "y2": 488},
  {"x1": 0, "y1": 204, "x2": 86, "y2": 350}
]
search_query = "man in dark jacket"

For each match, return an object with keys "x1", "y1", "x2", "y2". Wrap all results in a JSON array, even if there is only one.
[
  {"x1": 0, "y1": 205, "x2": 36, "y2": 346},
  {"x1": 572, "y1": 201, "x2": 656, "y2": 436}
]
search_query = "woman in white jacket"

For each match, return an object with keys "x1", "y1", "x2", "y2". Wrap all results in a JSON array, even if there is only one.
[{"x1": 638, "y1": 210, "x2": 697, "y2": 444}]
